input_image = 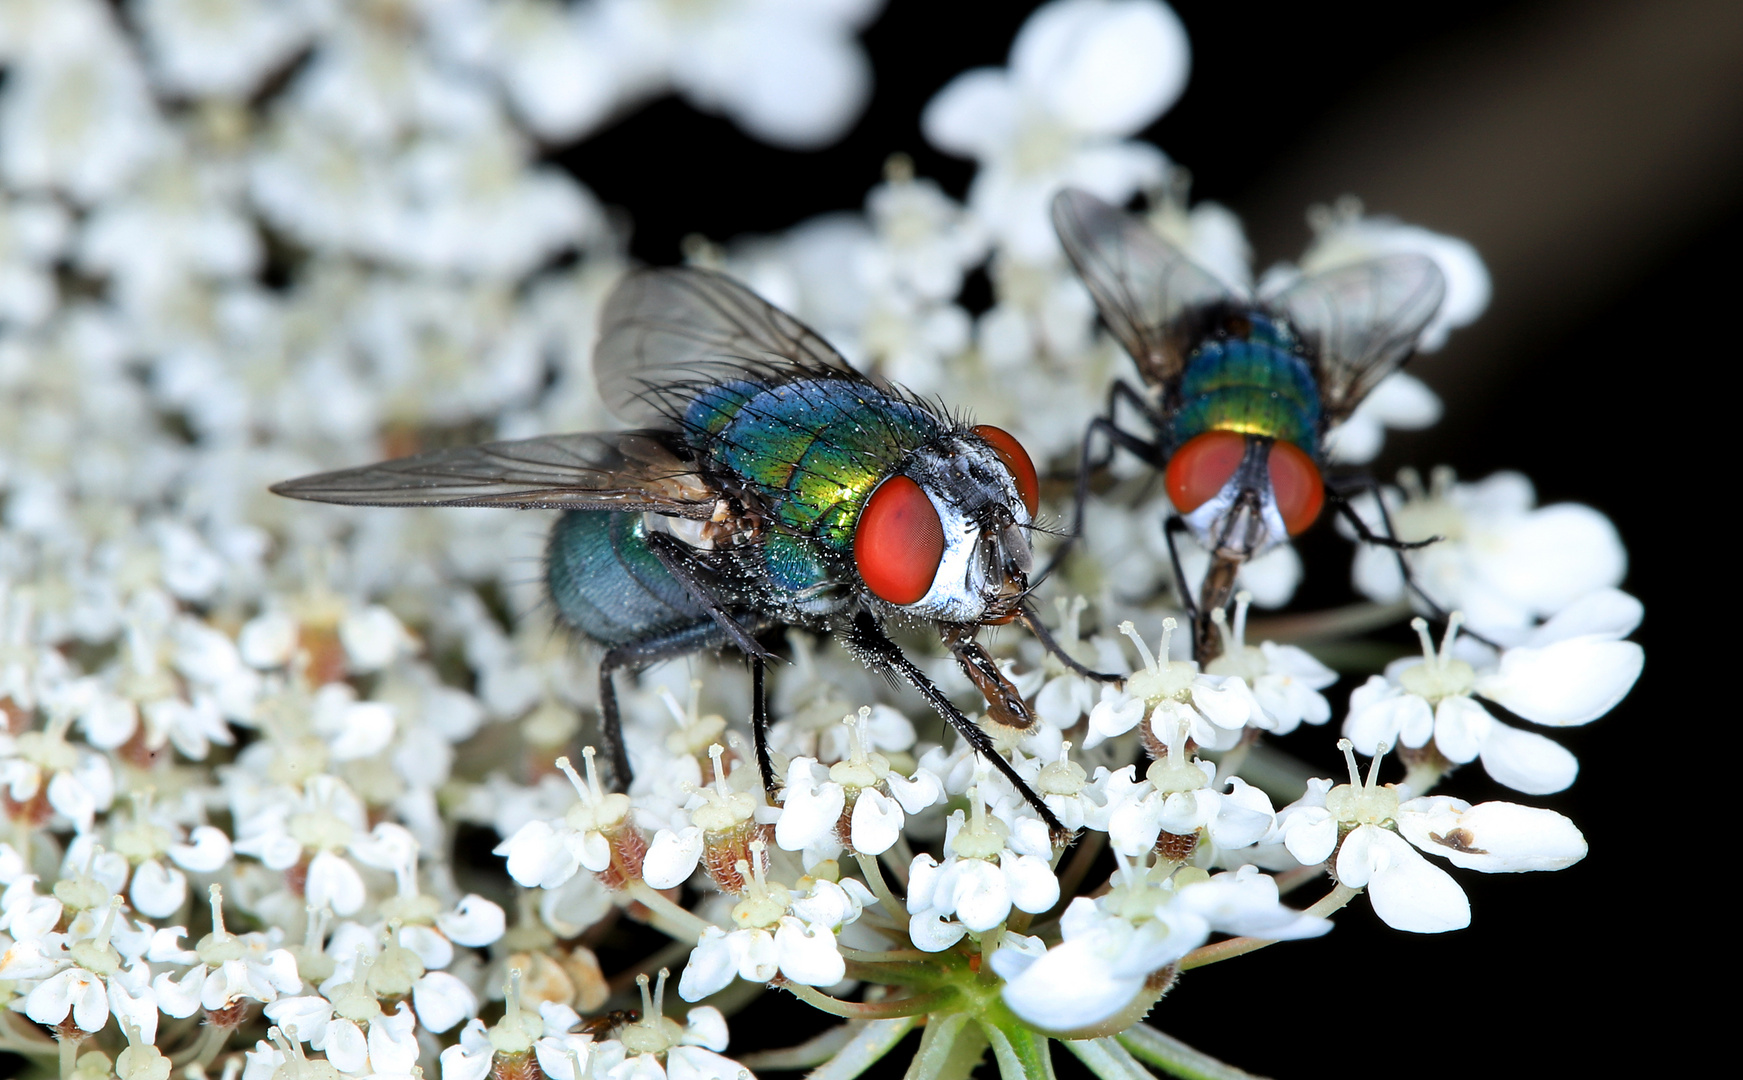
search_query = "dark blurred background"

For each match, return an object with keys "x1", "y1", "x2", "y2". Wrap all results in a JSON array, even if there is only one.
[{"x1": 555, "y1": 1, "x2": 1736, "y2": 1075}]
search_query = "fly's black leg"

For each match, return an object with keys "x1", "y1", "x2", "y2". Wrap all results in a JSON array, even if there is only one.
[
  {"x1": 598, "y1": 621, "x2": 732, "y2": 791},
  {"x1": 1042, "y1": 413, "x2": 1163, "y2": 580},
  {"x1": 1325, "y1": 482, "x2": 1448, "y2": 610},
  {"x1": 1016, "y1": 603, "x2": 1123, "y2": 683},
  {"x1": 845, "y1": 612, "x2": 1070, "y2": 840},
  {"x1": 1162, "y1": 516, "x2": 1201, "y2": 625},
  {"x1": 750, "y1": 654, "x2": 777, "y2": 793},
  {"x1": 1325, "y1": 482, "x2": 1502, "y2": 649},
  {"x1": 645, "y1": 532, "x2": 771, "y2": 660}
]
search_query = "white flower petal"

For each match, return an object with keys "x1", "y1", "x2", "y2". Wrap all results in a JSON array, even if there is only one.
[
  {"x1": 1478, "y1": 721, "x2": 1579, "y2": 795},
  {"x1": 130, "y1": 858, "x2": 187, "y2": 918},
  {"x1": 1476, "y1": 638, "x2": 1643, "y2": 727},
  {"x1": 437, "y1": 894, "x2": 506, "y2": 948},
  {"x1": 1398, "y1": 797, "x2": 1587, "y2": 873},
  {"x1": 1338, "y1": 825, "x2": 1468, "y2": 933},
  {"x1": 305, "y1": 850, "x2": 365, "y2": 916},
  {"x1": 921, "y1": 69, "x2": 1016, "y2": 158},
  {"x1": 774, "y1": 917, "x2": 844, "y2": 987},
  {"x1": 1019, "y1": 1, "x2": 1189, "y2": 137},
  {"x1": 642, "y1": 827, "x2": 705, "y2": 890},
  {"x1": 849, "y1": 788, "x2": 902, "y2": 855},
  {"x1": 169, "y1": 825, "x2": 233, "y2": 872},
  {"x1": 679, "y1": 927, "x2": 738, "y2": 1002}
]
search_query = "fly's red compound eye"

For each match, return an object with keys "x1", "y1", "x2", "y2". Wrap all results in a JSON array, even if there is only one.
[
  {"x1": 972, "y1": 424, "x2": 1040, "y2": 516},
  {"x1": 1267, "y1": 440, "x2": 1324, "y2": 535},
  {"x1": 1165, "y1": 430, "x2": 1246, "y2": 514},
  {"x1": 855, "y1": 475, "x2": 945, "y2": 605}
]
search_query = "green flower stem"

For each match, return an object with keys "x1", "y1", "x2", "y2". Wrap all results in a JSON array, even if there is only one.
[
  {"x1": 1401, "y1": 745, "x2": 1452, "y2": 797},
  {"x1": 1245, "y1": 600, "x2": 1411, "y2": 646},
  {"x1": 856, "y1": 851, "x2": 911, "y2": 930},
  {"x1": 842, "y1": 955, "x2": 956, "y2": 989},
  {"x1": 1045, "y1": 829, "x2": 1106, "y2": 921},
  {"x1": 0, "y1": 1014, "x2": 58, "y2": 1057},
  {"x1": 776, "y1": 1017, "x2": 919, "y2": 1080},
  {"x1": 884, "y1": 837, "x2": 916, "y2": 888},
  {"x1": 622, "y1": 881, "x2": 712, "y2": 943},
  {"x1": 981, "y1": 1001, "x2": 1057, "y2": 1080},
  {"x1": 1178, "y1": 883, "x2": 1360, "y2": 970},
  {"x1": 58, "y1": 1029, "x2": 79, "y2": 1080},
  {"x1": 905, "y1": 1012, "x2": 986, "y2": 1080},
  {"x1": 780, "y1": 979, "x2": 954, "y2": 1020},
  {"x1": 1115, "y1": 1025, "x2": 1269, "y2": 1080},
  {"x1": 838, "y1": 946, "x2": 931, "y2": 963},
  {"x1": 1065, "y1": 1036, "x2": 1162, "y2": 1080},
  {"x1": 1269, "y1": 863, "x2": 1326, "y2": 897},
  {"x1": 735, "y1": 1021, "x2": 861, "y2": 1072}
]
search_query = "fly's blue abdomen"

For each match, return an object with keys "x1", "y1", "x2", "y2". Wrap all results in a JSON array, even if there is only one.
[
  {"x1": 1173, "y1": 314, "x2": 1321, "y2": 452},
  {"x1": 546, "y1": 510, "x2": 710, "y2": 647}
]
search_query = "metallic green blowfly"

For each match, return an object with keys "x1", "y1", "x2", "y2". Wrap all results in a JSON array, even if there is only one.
[
  {"x1": 1051, "y1": 189, "x2": 1450, "y2": 663},
  {"x1": 271, "y1": 267, "x2": 1111, "y2": 832}
]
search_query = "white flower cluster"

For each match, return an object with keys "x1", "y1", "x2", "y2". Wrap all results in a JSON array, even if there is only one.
[{"x1": 0, "y1": 1, "x2": 1640, "y2": 1079}]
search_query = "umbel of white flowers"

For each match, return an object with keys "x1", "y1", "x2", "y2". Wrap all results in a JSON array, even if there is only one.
[{"x1": 0, "y1": 3, "x2": 1634, "y2": 1080}]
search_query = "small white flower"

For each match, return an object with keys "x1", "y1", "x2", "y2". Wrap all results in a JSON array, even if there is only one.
[
  {"x1": 994, "y1": 860, "x2": 1327, "y2": 1032},
  {"x1": 924, "y1": 0, "x2": 1189, "y2": 258},
  {"x1": 677, "y1": 839, "x2": 870, "y2": 1001},
  {"x1": 1085, "y1": 619, "x2": 1260, "y2": 752},
  {"x1": 231, "y1": 774, "x2": 372, "y2": 915},
  {"x1": 1291, "y1": 197, "x2": 1491, "y2": 353},
  {"x1": 132, "y1": 0, "x2": 314, "y2": 100},
  {"x1": 1346, "y1": 468, "x2": 1627, "y2": 641},
  {"x1": 495, "y1": 749, "x2": 640, "y2": 890},
  {"x1": 152, "y1": 884, "x2": 300, "y2": 1016},
  {"x1": 1101, "y1": 713, "x2": 1274, "y2": 858},
  {"x1": 905, "y1": 768, "x2": 1059, "y2": 949},
  {"x1": 600, "y1": 970, "x2": 746, "y2": 1080},
  {"x1": 265, "y1": 949, "x2": 420, "y2": 1075},
  {"x1": 596, "y1": 0, "x2": 877, "y2": 149},
  {"x1": 1194, "y1": 595, "x2": 1337, "y2": 735},
  {"x1": 1345, "y1": 599, "x2": 1641, "y2": 794}
]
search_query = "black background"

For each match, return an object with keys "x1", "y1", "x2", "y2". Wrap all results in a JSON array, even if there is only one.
[{"x1": 558, "y1": 2, "x2": 1726, "y2": 1076}]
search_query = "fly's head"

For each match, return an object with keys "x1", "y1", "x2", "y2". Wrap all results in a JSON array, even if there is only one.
[
  {"x1": 852, "y1": 425, "x2": 1040, "y2": 625},
  {"x1": 1166, "y1": 430, "x2": 1325, "y2": 561}
]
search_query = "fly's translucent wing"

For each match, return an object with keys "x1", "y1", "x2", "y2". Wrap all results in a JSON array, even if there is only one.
[
  {"x1": 1266, "y1": 254, "x2": 1446, "y2": 426},
  {"x1": 1051, "y1": 188, "x2": 1244, "y2": 390},
  {"x1": 269, "y1": 431, "x2": 720, "y2": 516},
  {"x1": 595, "y1": 266, "x2": 870, "y2": 428}
]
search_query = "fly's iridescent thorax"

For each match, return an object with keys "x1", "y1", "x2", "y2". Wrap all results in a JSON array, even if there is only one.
[
  {"x1": 1171, "y1": 312, "x2": 1321, "y2": 455},
  {"x1": 683, "y1": 377, "x2": 942, "y2": 594}
]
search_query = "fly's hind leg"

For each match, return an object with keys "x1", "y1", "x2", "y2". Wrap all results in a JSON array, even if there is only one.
[{"x1": 596, "y1": 621, "x2": 731, "y2": 791}]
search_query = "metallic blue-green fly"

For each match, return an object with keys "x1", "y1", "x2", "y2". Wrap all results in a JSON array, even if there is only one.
[
  {"x1": 1051, "y1": 189, "x2": 1448, "y2": 662},
  {"x1": 272, "y1": 267, "x2": 1105, "y2": 831}
]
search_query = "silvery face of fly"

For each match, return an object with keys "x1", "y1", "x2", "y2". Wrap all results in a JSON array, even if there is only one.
[
  {"x1": 269, "y1": 266, "x2": 1104, "y2": 837},
  {"x1": 1051, "y1": 188, "x2": 1449, "y2": 662},
  {"x1": 887, "y1": 434, "x2": 1037, "y2": 625}
]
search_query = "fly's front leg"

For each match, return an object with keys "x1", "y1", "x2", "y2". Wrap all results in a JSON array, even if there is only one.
[
  {"x1": 940, "y1": 623, "x2": 1032, "y2": 730},
  {"x1": 846, "y1": 612, "x2": 1070, "y2": 840}
]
